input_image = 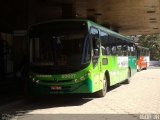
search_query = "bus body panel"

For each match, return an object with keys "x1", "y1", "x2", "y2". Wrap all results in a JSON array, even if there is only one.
[{"x1": 129, "y1": 56, "x2": 137, "y2": 76}]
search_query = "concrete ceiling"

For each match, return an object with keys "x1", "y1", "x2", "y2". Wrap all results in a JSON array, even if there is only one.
[
  {"x1": 73, "y1": 0, "x2": 160, "y2": 35},
  {"x1": 2, "y1": 0, "x2": 160, "y2": 36}
]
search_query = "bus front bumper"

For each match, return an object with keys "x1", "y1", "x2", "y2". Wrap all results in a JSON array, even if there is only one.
[{"x1": 29, "y1": 79, "x2": 92, "y2": 95}]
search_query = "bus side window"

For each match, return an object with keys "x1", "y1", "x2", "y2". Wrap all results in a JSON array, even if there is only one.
[
  {"x1": 130, "y1": 46, "x2": 135, "y2": 56},
  {"x1": 117, "y1": 45, "x2": 122, "y2": 56},
  {"x1": 122, "y1": 45, "x2": 128, "y2": 56},
  {"x1": 111, "y1": 45, "x2": 117, "y2": 55},
  {"x1": 128, "y1": 46, "x2": 131, "y2": 56},
  {"x1": 106, "y1": 46, "x2": 111, "y2": 55},
  {"x1": 100, "y1": 30, "x2": 108, "y2": 55},
  {"x1": 109, "y1": 35, "x2": 117, "y2": 55},
  {"x1": 101, "y1": 46, "x2": 106, "y2": 55}
]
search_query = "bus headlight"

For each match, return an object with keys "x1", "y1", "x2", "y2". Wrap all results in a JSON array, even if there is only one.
[
  {"x1": 74, "y1": 79, "x2": 78, "y2": 82},
  {"x1": 31, "y1": 78, "x2": 39, "y2": 84},
  {"x1": 80, "y1": 76, "x2": 85, "y2": 81},
  {"x1": 84, "y1": 70, "x2": 91, "y2": 77},
  {"x1": 32, "y1": 78, "x2": 35, "y2": 82},
  {"x1": 35, "y1": 80, "x2": 39, "y2": 84},
  {"x1": 74, "y1": 71, "x2": 91, "y2": 83}
]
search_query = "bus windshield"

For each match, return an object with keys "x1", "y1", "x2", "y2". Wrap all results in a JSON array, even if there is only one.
[{"x1": 29, "y1": 21, "x2": 90, "y2": 69}]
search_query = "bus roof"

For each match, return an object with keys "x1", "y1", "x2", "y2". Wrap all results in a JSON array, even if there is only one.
[
  {"x1": 29, "y1": 19, "x2": 134, "y2": 44},
  {"x1": 137, "y1": 46, "x2": 149, "y2": 50},
  {"x1": 86, "y1": 20, "x2": 134, "y2": 43}
]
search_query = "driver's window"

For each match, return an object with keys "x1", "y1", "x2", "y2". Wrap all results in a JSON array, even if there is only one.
[
  {"x1": 90, "y1": 27, "x2": 99, "y2": 56},
  {"x1": 90, "y1": 27, "x2": 99, "y2": 67}
]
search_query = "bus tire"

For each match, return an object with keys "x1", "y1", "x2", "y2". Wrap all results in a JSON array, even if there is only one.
[
  {"x1": 144, "y1": 65, "x2": 147, "y2": 70},
  {"x1": 96, "y1": 75, "x2": 107, "y2": 97},
  {"x1": 137, "y1": 68, "x2": 141, "y2": 72},
  {"x1": 137, "y1": 66, "x2": 141, "y2": 72}
]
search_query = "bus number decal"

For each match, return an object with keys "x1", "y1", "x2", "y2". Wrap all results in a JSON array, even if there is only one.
[{"x1": 61, "y1": 74, "x2": 76, "y2": 79}]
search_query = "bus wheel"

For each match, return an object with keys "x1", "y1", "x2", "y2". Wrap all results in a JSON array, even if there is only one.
[
  {"x1": 124, "y1": 69, "x2": 131, "y2": 84},
  {"x1": 96, "y1": 76, "x2": 107, "y2": 97},
  {"x1": 137, "y1": 69, "x2": 140, "y2": 72},
  {"x1": 144, "y1": 65, "x2": 147, "y2": 70},
  {"x1": 137, "y1": 67, "x2": 141, "y2": 72}
]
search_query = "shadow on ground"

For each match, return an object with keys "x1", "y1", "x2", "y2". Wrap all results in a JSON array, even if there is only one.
[
  {"x1": 0, "y1": 94, "x2": 91, "y2": 112},
  {"x1": 148, "y1": 65, "x2": 160, "y2": 69},
  {"x1": 0, "y1": 84, "x2": 122, "y2": 119},
  {"x1": 0, "y1": 78, "x2": 129, "y2": 120}
]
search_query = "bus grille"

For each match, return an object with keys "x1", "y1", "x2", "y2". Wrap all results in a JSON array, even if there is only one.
[{"x1": 40, "y1": 79, "x2": 73, "y2": 84}]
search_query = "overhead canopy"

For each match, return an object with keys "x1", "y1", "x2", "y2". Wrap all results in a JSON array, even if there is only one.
[
  {"x1": 0, "y1": 20, "x2": 13, "y2": 33},
  {"x1": 0, "y1": 0, "x2": 13, "y2": 33},
  {"x1": 1, "y1": 0, "x2": 160, "y2": 35},
  {"x1": 73, "y1": 0, "x2": 160, "y2": 35}
]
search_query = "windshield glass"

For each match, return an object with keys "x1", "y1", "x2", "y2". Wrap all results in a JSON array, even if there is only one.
[{"x1": 29, "y1": 21, "x2": 90, "y2": 68}]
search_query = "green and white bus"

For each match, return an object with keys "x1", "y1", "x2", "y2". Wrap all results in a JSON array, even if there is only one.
[{"x1": 28, "y1": 19, "x2": 137, "y2": 97}]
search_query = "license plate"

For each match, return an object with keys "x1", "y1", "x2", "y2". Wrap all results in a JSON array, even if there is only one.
[{"x1": 51, "y1": 86, "x2": 62, "y2": 90}]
